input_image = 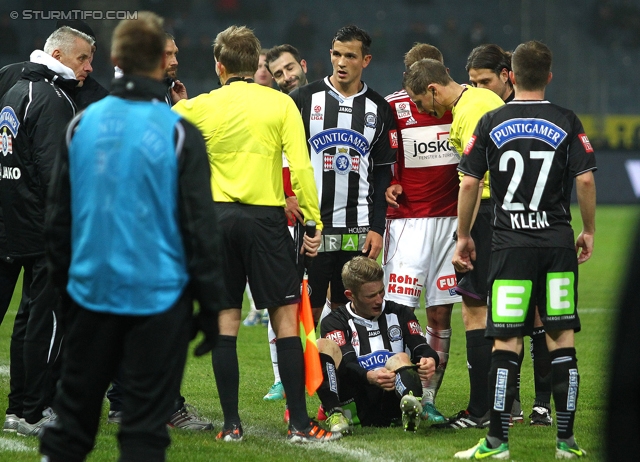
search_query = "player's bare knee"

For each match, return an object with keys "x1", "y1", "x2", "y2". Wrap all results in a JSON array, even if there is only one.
[
  {"x1": 545, "y1": 329, "x2": 575, "y2": 351},
  {"x1": 426, "y1": 304, "x2": 453, "y2": 329},
  {"x1": 317, "y1": 338, "x2": 342, "y2": 367},
  {"x1": 461, "y1": 297, "x2": 487, "y2": 330},
  {"x1": 385, "y1": 352, "x2": 411, "y2": 371}
]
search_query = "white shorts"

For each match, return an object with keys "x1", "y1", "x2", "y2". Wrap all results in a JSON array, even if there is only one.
[{"x1": 382, "y1": 217, "x2": 461, "y2": 308}]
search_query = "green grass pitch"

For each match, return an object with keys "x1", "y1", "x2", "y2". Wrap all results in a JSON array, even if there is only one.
[{"x1": 0, "y1": 204, "x2": 637, "y2": 461}]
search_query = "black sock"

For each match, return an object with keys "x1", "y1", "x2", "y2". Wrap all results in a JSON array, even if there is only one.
[
  {"x1": 531, "y1": 328, "x2": 552, "y2": 408},
  {"x1": 395, "y1": 365, "x2": 422, "y2": 398},
  {"x1": 514, "y1": 349, "x2": 523, "y2": 405},
  {"x1": 487, "y1": 350, "x2": 519, "y2": 443},
  {"x1": 316, "y1": 353, "x2": 341, "y2": 411},
  {"x1": 211, "y1": 335, "x2": 240, "y2": 427},
  {"x1": 551, "y1": 347, "x2": 579, "y2": 440},
  {"x1": 466, "y1": 329, "x2": 493, "y2": 417},
  {"x1": 277, "y1": 337, "x2": 308, "y2": 430}
]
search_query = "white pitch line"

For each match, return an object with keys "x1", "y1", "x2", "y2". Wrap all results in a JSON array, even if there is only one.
[
  {"x1": 302, "y1": 442, "x2": 390, "y2": 462},
  {"x1": 240, "y1": 424, "x2": 390, "y2": 462},
  {"x1": 0, "y1": 366, "x2": 9, "y2": 377},
  {"x1": 579, "y1": 308, "x2": 608, "y2": 313},
  {"x1": 0, "y1": 437, "x2": 35, "y2": 453}
]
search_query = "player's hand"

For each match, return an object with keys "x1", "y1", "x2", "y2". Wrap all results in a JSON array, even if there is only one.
[
  {"x1": 385, "y1": 184, "x2": 403, "y2": 208},
  {"x1": 575, "y1": 231, "x2": 594, "y2": 264},
  {"x1": 284, "y1": 196, "x2": 304, "y2": 223},
  {"x1": 367, "y1": 368, "x2": 396, "y2": 391},
  {"x1": 362, "y1": 230, "x2": 382, "y2": 260},
  {"x1": 302, "y1": 229, "x2": 322, "y2": 257},
  {"x1": 452, "y1": 236, "x2": 476, "y2": 272},
  {"x1": 171, "y1": 80, "x2": 188, "y2": 103},
  {"x1": 192, "y1": 308, "x2": 219, "y2": 356},
  {"x1": 416, "y1": 357, "x2": 436, "y2": 382}
]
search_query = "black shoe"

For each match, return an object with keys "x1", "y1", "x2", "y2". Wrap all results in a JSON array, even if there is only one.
[
  {"x1": 433, "y1": 409, "x2": 490, "y2": 429},
  {"x1": 216, "y1": 423, "x2": 243, "y2": 442},
  {"x1": 287, "y1": 420, "x2": 342, "y2": 442},
  {"x1": 529, "y1": 406, "x2": 553, "y2": 426}
]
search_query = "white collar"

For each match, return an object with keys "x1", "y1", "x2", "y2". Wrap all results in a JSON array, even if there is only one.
[{"x1": 29, "y1": 50, "x2": 76, "y2": 80}]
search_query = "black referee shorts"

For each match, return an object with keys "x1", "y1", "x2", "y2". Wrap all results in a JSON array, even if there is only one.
[
  {"x1": 214, "y1": 203, "x2": 301, "y2": 310},
  {"x1": 455, "y1": 200, "x2": 492, "y2": 303}
]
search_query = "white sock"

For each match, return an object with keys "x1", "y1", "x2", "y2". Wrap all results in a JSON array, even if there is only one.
[
  {"x1": 268, "y1": 320, "x2": 280, "y2": 383},
  {"x1": 422, "y1": 327, "x2": 452, "y2": 403}
]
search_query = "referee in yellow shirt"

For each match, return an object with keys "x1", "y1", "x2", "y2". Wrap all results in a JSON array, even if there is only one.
[{"x1": 173, "y1": 25, "x2": 341, "y2": 443}]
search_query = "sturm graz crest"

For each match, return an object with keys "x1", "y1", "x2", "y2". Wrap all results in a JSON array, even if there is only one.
[
  {"x1": 1, "y1": 128, "x2": 12, "y2": 156},
  {"x1": 333, "y1": 153, "x2": 352, "y2": 175}
]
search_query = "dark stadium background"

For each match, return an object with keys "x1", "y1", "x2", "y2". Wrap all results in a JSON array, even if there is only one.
[{"x1": 1, "y1": 0, "x2": 638, "y2": 200}]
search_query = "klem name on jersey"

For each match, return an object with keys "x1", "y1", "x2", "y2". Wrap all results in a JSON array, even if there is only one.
[
  {"x1": 490, "y1": 118, "x2": 567, "y2": 149},
  {"x1": 309, "y1": 128, "x2": 370, "y2": 157},
  {"x1": 509, "y1": 211, "x2": 550, "y2": 230}
]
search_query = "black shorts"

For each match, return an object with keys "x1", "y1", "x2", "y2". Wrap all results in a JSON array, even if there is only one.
[
  {"x1": 486, "y1": 247, "x2": 581, "y2": 338},
  {"x1": 455, "y1": 200, "x2": 492, "y2": 302},
  {"x1": 214, "y1": 203, "x2": 301, "y2": 309},
  {"x1": 307, "y1": 251, "x2": 360, "y2": 308}
]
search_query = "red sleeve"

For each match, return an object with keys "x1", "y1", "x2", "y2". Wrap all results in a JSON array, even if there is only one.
[{"x1": 282, "y1": 167, "x2": 295, "y2": 197}]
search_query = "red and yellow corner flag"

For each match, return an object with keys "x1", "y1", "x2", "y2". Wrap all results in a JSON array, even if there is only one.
[{"x1": 300, "y1": 274, "x2": 322, "y2": 396}]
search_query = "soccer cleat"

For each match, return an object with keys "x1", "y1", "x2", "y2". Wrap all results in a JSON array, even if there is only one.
[
  {"x1": 216, "y1": 423, "x2": 243, "y2": 442},
  {"x1": 509, "y1": 409, "x2": 524, "y2": 427},
  {"x1": 530, "y1": 406, "x2": 553, "y2": 426},
  {"x1": 107, "y1": 410, "x2": 122, "y2": 424},
  {"x1": 3, "y1": 414, "x2": 20, "y2": 432},
  {"x1": 421, "y1": 401, "x2": 446, "y2": 424},
  {"x1": 168, "y1": 403, "x2": 213, "y2": 431},
  {"x1": 287, "y1": 420, "x2": 342, "y2": 443},
  {"x1": 400, "y1": 392, "x2": 421, "y2": 432},
  {"x1": 263, "y1": 381, "x2": 286, "y2": 401},
  {"x1": 17, "y1": 408, "x2": 56, "y2": 437},
  {"x1": 261, "y1": 310, "x2": 270, "y2": 326},
  {"x1": 324, "y1": 408, "x2": 352, "y2": 433},
  {"x1": 454, "y1": 438, "x2": 510, "y2": 459},
  {"x1": 433, "y1": 409, "x2": 490, "y2": 429},
  {"x1": 242, "y1": 310, "x2": 262, "y2": 326},
  {"x1": 556, "y1": 440, "x2": 587, "y2": 459}
]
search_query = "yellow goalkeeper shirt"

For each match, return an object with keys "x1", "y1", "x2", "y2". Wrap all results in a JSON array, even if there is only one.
[
  {"x1": 452, "y1": 85, "x2": 504, "y2": 199},
  {"x1": 173, "y1": 79, "x2": 322, "y2": 229}
]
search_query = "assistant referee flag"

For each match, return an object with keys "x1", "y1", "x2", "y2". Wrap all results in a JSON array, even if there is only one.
[{"x1": 300, "y1": 274, "x2": 322, "y2": 395}]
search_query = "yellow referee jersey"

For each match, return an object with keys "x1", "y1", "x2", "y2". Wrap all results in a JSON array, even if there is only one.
[
  {"x1": 173, "y1": 80, "x2": 322, "y2": 229},
  {"x1": 452, "y1": 86, "x2": 504, "y2": 200}
]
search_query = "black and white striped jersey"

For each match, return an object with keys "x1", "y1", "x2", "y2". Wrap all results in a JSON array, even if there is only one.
[
  {"x1": 320, "y1": 300, "x2": 437, "y2": 377},
  {"x1": 290, "y1": 77, "x2": 397, "y2": 233}
]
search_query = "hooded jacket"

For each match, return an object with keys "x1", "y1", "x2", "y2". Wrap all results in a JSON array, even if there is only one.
[{"x1": 0, "y1": 51, "x2": 77, "y2": 258}]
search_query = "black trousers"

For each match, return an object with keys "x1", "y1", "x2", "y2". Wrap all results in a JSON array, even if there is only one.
[
  {"x1": 3, "y1": 256, "x2": 62, "y2": 423},
  {"x1": 0, "y1": 258, "x2": 23, "y2": 326},
  {"x1": 40, "y1": 292, "x2": 192, "y2": 462}
]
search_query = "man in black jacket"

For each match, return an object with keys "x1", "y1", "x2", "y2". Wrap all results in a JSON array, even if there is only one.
[{"x1": 0, "y1": 25, "x2": 94, "y2": 437}]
